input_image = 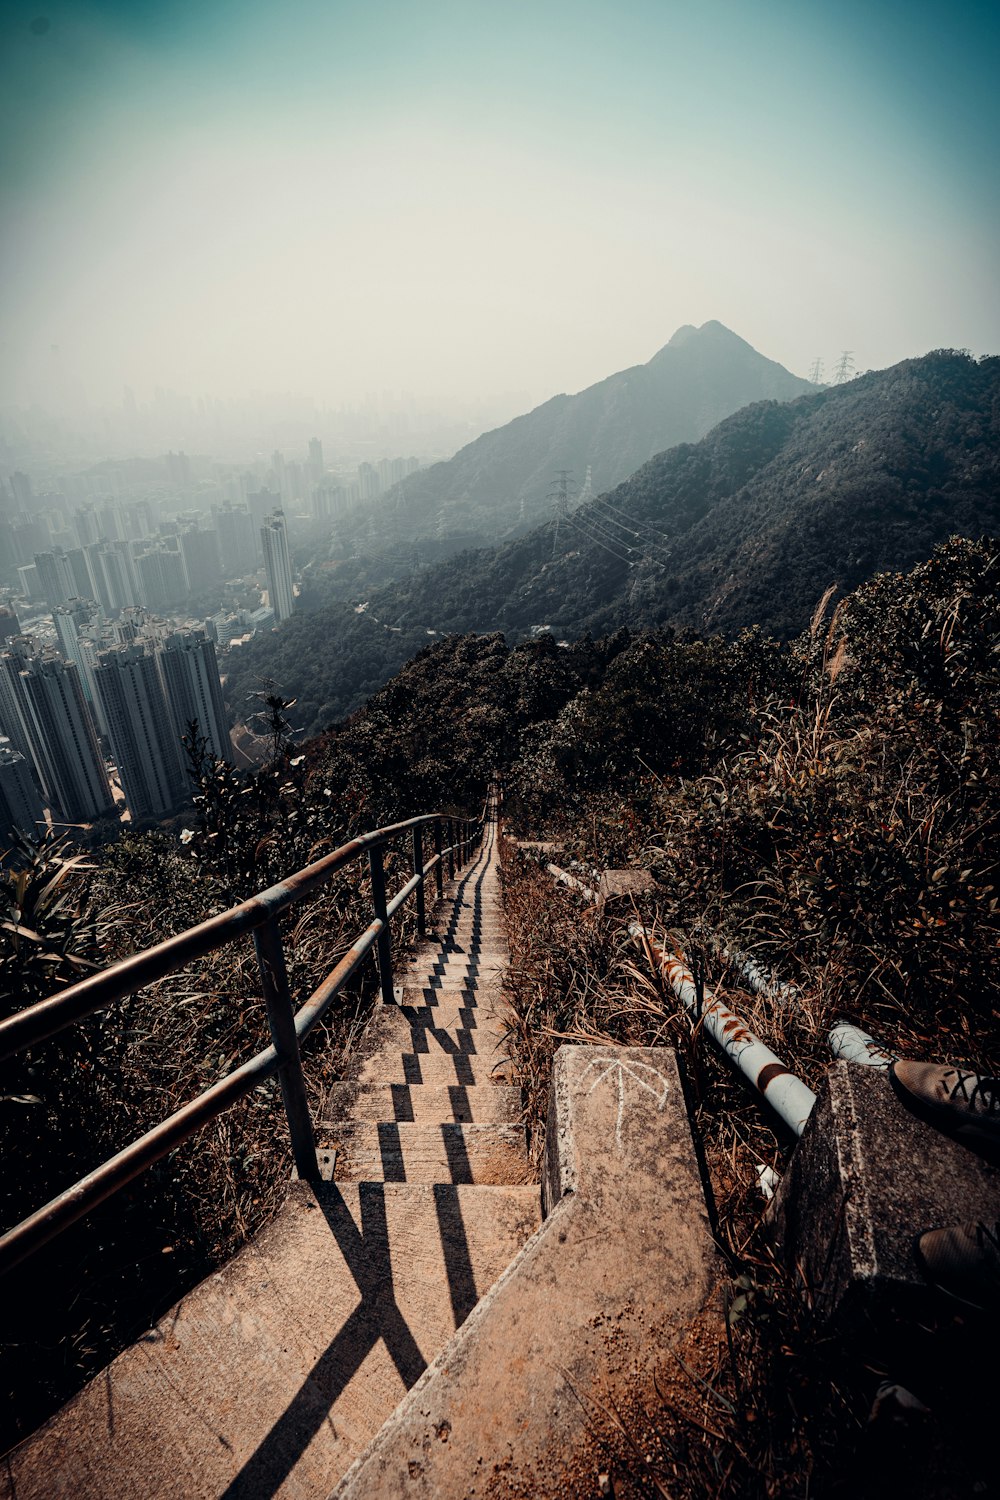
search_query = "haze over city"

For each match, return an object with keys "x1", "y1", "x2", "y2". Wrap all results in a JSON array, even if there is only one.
[{"x1": 2, "y1": 0, "x2": 998, "y2": 423}]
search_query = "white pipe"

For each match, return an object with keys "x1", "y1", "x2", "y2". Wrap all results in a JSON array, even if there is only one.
[
  {"x1": 828, "y1": 1020, "x2": 897, "y2": 1069},
  {"x1": 756, "y1": 1164, "x2": 781, "y2": 1200},
  {"x1": 545, "y1": 862, "x2": 599, "y2": 905},
  {"x1": 719, "y1": 946, "x2": 804, "y2": 1008},
  {"x1": 631, "y1": 925, "x2": 817, "y2": 1137}
]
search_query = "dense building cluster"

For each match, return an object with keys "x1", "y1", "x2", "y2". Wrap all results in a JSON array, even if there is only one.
[{"x1": 0, "y1": 607, "x2": 233, "y2": 838}]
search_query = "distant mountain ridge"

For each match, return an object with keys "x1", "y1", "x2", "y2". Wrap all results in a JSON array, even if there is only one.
[
  {"x1": 373, "y1": 349, "x2": 1000, "y2": 642},
  {"x1": 330, "y1": 321, "x2": 814, "y2": 554},
  {"x1": 225, "y1": 347, "x2": 999, "y2": 735}
]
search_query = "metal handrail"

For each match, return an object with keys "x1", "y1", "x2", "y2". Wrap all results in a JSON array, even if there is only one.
[{"x1": 0, "y1": 804, "x2": 490, "y2": 1276}]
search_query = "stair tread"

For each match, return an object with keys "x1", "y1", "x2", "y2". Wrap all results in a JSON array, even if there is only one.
[
  {"x1": 319, "y1": 1122, "x2": 532, "y2": 1185},
  {"x1": 322, "y1": 1081, "x2": 522, "y2": 1124},
  {"x1": 4, "y1": 1181, "x2": 541, "y2": 1499},
  {"x1": 358, "y1": 1052, "x2": 513, "y2": 1086}
]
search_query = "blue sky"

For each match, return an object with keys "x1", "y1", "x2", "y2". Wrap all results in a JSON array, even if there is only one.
[{"x1": 2, "y1": 0, "x2": 997, "y2": 410}]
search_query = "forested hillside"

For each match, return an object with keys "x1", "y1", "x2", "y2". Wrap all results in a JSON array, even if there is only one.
[
  {"x1": 325, "y1": 320, "x2": 813, "y2": 558},
  {"x1": 225, "y1": 349, "x2": 1000, "y2": 736},
  {"x1": 5, "y1": 536, "x2": 999, "y2": 1481}
]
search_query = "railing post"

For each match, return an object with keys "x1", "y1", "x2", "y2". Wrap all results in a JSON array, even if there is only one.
[
  {"x1": 412, "y1": 824, "x2": 426, "y2": 939},
  {"x1": 447, "y1": 819, "x2": 455, "y2": 881},
  {"x1": 254, "y1": 916, "x2": 319, "y2": 1181},
  {"x1": 433, "y1": 820, "x2": 444, "y2": 898},
  {"x1": 369, "y1": 844, "x2": 394, "y2": 1005}
]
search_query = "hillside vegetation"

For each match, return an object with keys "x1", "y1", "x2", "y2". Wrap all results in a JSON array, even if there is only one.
[
  {"x1": 3, "y1": 537, "x2": 998, "y2": 1491},
  {"x1": 225, "y1": 349, "x2": 1000, "y2": 736},
  {"x1": 323, "y1": 320, "x2": 813, "y2": 564}
]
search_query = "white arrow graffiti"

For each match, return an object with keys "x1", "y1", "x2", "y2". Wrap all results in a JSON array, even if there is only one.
[{"x1": 578, "y1": 1056, "x2": 670, "y2": 1151}]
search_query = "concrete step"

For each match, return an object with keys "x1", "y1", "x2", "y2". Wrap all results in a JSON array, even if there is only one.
[
  {"x1": 322, "y1": 1081, "x2": 523, "y2": 1125},
  {"x1": 320, "y1": 1122, "x2": 532, "y2": 1185},
  {"x1": 411, "y1": 951, "x2": 508, "y2": 972},
  {"x1": 392, "y1": 1008, "x2": 507, "y2": 1058},
  {"x1": 358, "y1": 1050, "x2": 513, "y2": 1087},
  {"x1": 3, "y1": 1181, "x2": 542, "y2": 1500},
  {"x1": 415, "y1": 938, "x2": 506, "y2": 958},
  {"x1": 397, "y1": 1019, "x2": 509, "y2": 1059}
]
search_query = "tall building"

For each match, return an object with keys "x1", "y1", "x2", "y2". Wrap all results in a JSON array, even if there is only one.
[
  {"x1": 65, "y1": 548, "x2": 95, "y2": 598},
  {"x1": 73, "y1": 506, "x2": 100, "y2": 547},
  {"x1": 0, "y1": 606, "x2": 21, "y2": 645},
  {"x1": 158, "y1": 629, "x2": 232, "y2": 764},
  {"x1": 85, "y1": 540, "x2": 140, "y2": 615},
  {"x1": 52, "y1": 598, "x2": 108, "y2": 729},
  {"x1": 260, "y1": 510, "x2": 294, "y2": 623},
  {"x1": 0, "y1": 739, "x2": 45, "y2": 841},
  {"x1": 308, "y1": 438, "x2": 324, "y2": 485},
  {"x1": 94, "y1": 643, "x2": 186, "y2": 821},
  {"x1": 178, "y1": 524, "x2": 222, "y2": 595},
  {"x1": 34, "y1": 549, "x2": 77, "y2": 607},
  {"x1": 17, "y1": 652, "x2": 115, "y2": 823},
  {"x1": 213, "y1": 503, "x2": 256, "y2": 576},
  {"x1": 357, "y1": 462, "x2": 379, "y2": 500},
  {"x1": 135, "y1": 544, "x2": 187, "y2": 612},
  {"x1": 0, "y1": 637, "x2": 42, "y2": 770}
]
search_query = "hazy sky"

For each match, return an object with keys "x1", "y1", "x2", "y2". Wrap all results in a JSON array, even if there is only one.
[{"x1": 2, "y1": 0, "x2": 998, "y2": 412}]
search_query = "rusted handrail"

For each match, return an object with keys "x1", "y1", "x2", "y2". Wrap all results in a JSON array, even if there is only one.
[{"x1": 0, "y1": 803, "x2": 490, "y2": 1276}]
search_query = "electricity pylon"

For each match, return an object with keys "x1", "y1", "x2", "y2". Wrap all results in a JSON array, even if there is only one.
[
  {"x1": 834, "y1": 351, "x2": 855, "y2": 384},
  {"x1": 549, "y1": 469, "x2": 573, "y2": 555}
]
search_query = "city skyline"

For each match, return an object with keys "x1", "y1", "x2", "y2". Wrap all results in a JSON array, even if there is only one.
[{"x1": 1, "y1": 0, "x2": 997, "y2": 416}]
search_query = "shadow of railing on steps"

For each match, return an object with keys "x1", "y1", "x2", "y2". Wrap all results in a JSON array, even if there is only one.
[{"x1": 0, "y1": 801, "x2": 495, "y2": 1277}]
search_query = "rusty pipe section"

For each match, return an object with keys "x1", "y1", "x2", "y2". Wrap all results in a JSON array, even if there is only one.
[
  {"x1": 0, "y1": 811, "x2": 446, "y2": 1062},
  {"x1": 632, "y1": 925, "x2": 816, "y2": 1137},
  {"x1": 828, "y1": 1020, "x2": 897, "y2": 1068}
]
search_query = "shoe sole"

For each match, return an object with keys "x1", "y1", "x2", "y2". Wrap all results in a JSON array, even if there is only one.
[
  {"x1": 888, "y1": 1064, "x2": 1000, "y2": 1160},
  {"x1": 912, "y1": 1230, "x2": 992, "y2": 1313}
]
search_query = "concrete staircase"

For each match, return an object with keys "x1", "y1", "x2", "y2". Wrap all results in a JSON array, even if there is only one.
[{"x1": 2, "y1": 821, "x2": 541, "y2": 1499}]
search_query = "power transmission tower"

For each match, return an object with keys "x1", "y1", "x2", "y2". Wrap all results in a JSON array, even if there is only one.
[
  {"x1": 808, "y1": 358, "x2": 824, "y2": 386},
  {"x1": 834, "y1": 351, "x2": 855, "y2": 384},
  {"x1": 576, "y1": 464, "x2": 593, "y2": 506},
  {"x1": 549, "y1": 469, "x2": 572, "y2": 556}
]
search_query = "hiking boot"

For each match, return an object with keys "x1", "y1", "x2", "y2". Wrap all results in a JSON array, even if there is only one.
[
  {"x1": 915, "y1": 1220, "x2": 1000, "y2": 1312},
  {"x1": 889, "y1": 1060, "x2": 1000, "y2": 1146}
]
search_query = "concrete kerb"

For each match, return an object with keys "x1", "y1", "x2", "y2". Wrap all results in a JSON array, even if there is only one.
[
  {"x1": 333, "y1": 1043, "x2": 721, "y2": 1500},
  {"x1": 768, "y1": 1060, "x2": 1000, "y2": 1326}
]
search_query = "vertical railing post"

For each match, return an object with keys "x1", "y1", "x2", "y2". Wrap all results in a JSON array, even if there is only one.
[
  {"x1": 433, "y1": 820, "x2": 444, "y2": 897},
  {"x1": 447, "y1": 819, "x2": 455, "y2": 881},
  {"x1": 412, "y1": 824, "x2": 426, "y2": 939},
  {"x1": 254, "y1": 915, "x2": 319, "y2": 1181},
  {"x1": 369, "y1": 844, "x2": 394, "y2": 1005}
]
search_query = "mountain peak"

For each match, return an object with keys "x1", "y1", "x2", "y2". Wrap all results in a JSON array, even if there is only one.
[{"x1": 665, "y1": 320, "x2": 745, "y2": 352}]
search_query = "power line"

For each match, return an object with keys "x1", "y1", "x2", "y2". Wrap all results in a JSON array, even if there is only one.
[
  {"x1": 584, "y1": 500, "x2": 672, "y2": 564},
  {"x1": 586, "y1": 492, "x2": 673, "y2": 547},
  {"x1": 562, "y1": 512, "x2": 636, "y2": 565}
]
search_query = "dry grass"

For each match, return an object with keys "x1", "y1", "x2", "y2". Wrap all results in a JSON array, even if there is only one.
[{"x1": 498, "y1": 842, "x2": 996, "y2": 1499}]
